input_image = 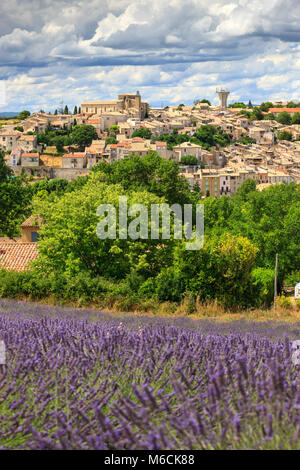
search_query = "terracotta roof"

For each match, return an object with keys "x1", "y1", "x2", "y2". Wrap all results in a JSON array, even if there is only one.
[
  {"x1": 269, "y1": 108, "x2": 300, "y2": 113},
  {"x1": 155, "y1": 141, "x2": 167, "y2": 146},
  {"x1": 62, "y1": 153, "x2": 85, "y2": 158},
  {"x1": 22, "y1": 153, "x2": 39, "y2": 158},
  {"x1": 21, "y1": 215, "x2": 42, "y2": 228},
  {"x1": 0, "y1": 243, "x2": 39, "y2": 271}
]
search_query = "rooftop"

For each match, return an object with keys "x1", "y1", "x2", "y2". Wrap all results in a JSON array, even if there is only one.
[
  {"x1": 22, "y1": 153, "x2": 39, "y2": 158},
  {"x1": 21, "y1": 215, "x2": 42, "y2": 228},
  {"x1": 0, "y1": 243, "x2": 39, "y2": 271}
]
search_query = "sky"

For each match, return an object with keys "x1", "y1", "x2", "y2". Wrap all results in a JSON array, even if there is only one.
[{"x1": 1, "y1": 0, "x2": 300, "y2": 112}]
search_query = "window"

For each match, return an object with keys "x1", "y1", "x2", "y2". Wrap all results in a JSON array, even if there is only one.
[{"x1": 31, "y1": 232, "x2": 40, "y2": 242}]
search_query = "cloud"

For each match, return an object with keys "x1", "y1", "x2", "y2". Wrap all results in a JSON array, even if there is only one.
[{"x1": 1, "y1": 0, "x2": 300, "y2": 110}]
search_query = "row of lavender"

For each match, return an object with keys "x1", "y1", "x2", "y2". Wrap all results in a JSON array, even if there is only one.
[{"x1": 0, "y1": 299, "x2": 300, "y2": 449}]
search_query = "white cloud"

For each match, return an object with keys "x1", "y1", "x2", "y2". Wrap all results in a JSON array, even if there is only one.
[{"x1": 1, "y1": 0, "x2": 300, "y2": 110}]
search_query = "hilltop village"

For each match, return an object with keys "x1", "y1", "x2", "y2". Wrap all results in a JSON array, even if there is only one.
[{"x1": 1, "y1": 91, "x2": 300, "y2": 196}]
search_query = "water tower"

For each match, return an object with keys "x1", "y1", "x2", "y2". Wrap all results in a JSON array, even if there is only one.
[{"x1": 216, "y1": 88, "x2": 230, "y2": 109}]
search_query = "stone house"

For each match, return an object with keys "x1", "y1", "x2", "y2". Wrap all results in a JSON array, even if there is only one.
[
  {"x1": 0, "y1": 129, "x2": 22, "y2": 151},
  {"x1": 21, "y1": 153, "x2": 40, "y2": 167},
  {"x1": 62, "y1": 153, "x2": 87, "y2": 168},
  {"x1": 172, "y1": 142, "x2": 202, "y2": 162}
]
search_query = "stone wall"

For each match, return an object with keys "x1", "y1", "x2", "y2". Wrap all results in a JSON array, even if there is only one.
[{"x1": 12, "y1": 166, "x2": 91, "y2": 180}]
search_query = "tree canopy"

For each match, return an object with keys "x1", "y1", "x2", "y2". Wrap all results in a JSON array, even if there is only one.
[
  {"x1": 277, "y1": 111, "x2": 292, "y2": 125},
  {"x1": 132, "y1": 128, "x2": 152, "y2": 139},
  {"x1": 69, "y1": 125, "x2": 98, "y2": 148},
  {"x1": 0, "y1": 152, "x2": 31, "y2": 238},
  {"x1": 18, "y1": 110, "x2": 30, "y2": 120}
]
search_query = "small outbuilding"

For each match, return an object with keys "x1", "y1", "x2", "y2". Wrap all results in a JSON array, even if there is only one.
[
  {"x1": 21, "y1": 216, "x2": 42, "y2": 242},
  {"x1": 295, "y1": 283, "x2": 300, "y2": 300}
]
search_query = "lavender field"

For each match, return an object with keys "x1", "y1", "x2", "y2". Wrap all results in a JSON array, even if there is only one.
[{"x1": 1, "y1": 299, "x2": 300, "y2": 450}]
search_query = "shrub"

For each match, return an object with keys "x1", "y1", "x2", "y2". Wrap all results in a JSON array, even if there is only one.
[
  {"x1": 277, "y1": 295, "x2": 292, "y2": 309},
  {"x1": 182, "y1": 291, "x2": 196, "y2": 315},
  {"x1": 155, "y1": 267, "x2": 185, "y2": 302},
  {"x1": 250, "y1": 268, "x2": 274, "y2": 307},
  {"x1": 284, "y1": 271, "x2": 300, "y2": 287},
  {"x1": 139, "y1": 278, "x2": 157, "y2": 298}
]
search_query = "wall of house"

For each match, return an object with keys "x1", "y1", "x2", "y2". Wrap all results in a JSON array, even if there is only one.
[
  {"x1": 21, "y1": 227, "x2": 39, "y2": 242},
  {"x1": 21, "y1": 157, "x2": 39, "y2": 167}
]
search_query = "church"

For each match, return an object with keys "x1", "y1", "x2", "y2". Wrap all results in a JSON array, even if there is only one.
[{"x1": 81, "y1": 92, "x2": 149, "y2": 120}]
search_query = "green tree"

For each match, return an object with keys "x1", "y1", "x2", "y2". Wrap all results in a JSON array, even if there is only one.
[
  {"x1": 236, "y1": 179, "x2": 257, "y2": 200},
  {"x1": 93, "y1": 152, "x2": 192, "y2": 206},
  {"x1": 173, "y1": 233, "x2": 258, "y2": 308},
  {"x1": 277, "y1": 130, "x2": 293, "y2": 141},
  {"x1": 259, "y1": 102, "x2": 273, "y2": 112},
  {"x1": 70, "y1": 125, "x2": 98, "y2": 149},
  {"x1": 73, "y1": 106, "x2": 78, "y2": 115},
  {"x1": 105, "y1": 137, "x2": 118, "y2": 145},
  {"x1": 264, "y1": 112, "x2": 275, "y2": 120},
  {"x1": 292, "y1": 112, "x2": 300, "y2": 124},
  {"x1": 250, "y1": 107, "x2": 264, "y2": 120},
  {"x1": 54, "y1": 136, "x2": 65, "y2": 153},
  {"x1": 237, "y1": 136, "x2": 256, "y2": 145},
  {"x1": 31, "y1": 181, "x2": 172, "y2": 280},
  {"x1": 228, "y1": 102, "x2": 246, "y2": 108},
  {"x1": 64, "y1": 105, "x2": 69, "y2": 115},
  {"x1": 18, "y1": 110, "x2": 30, "y2": 120},
  {"x1": 194, "y1": 99, "x2": 211, "y2": 106},
  {"x1": 287, "y1": 101, "x2": 299, "y2": 108},
  {"x1": 132, "y1": 128, "x2": 152, "y2": 139},
  {"x1": 0, "y1": 152, "x2": 31, "y2": 237},
  {"x1": 45, "y1": 120, "x2": 52, "y2": 133},
  {"x1": 276, "y1": 111, "x2": 292, "y2": 125},
  {"x1": 180, "y1": 155, "x2": 198, "y2": 165}
]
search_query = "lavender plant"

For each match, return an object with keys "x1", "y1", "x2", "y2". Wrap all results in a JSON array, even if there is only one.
[{"x1": 0, "y1": 298, "x2": 300, "y2": 450}]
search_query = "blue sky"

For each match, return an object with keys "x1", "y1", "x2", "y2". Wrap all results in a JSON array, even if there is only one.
[{"x1": 1, "y1": 0, "x2": 300, "y2": 112}]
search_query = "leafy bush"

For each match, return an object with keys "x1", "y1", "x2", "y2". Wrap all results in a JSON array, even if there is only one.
[
  {"x1": 250, "y1": 268, "x2": 274, "y2": 307},
  {"x1": 155, "y1": 267, "x2": 185, "y2": 302},
  {"x1": 277, "y1": 295, "x2": 292, "y2": 309}
]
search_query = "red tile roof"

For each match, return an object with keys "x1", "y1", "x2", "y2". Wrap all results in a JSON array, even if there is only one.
[
  {"x1": 0, "y1": 243, "x2": 39, "y2": 271},
  {"x1": 62, "y1": 153, "x2": 85, "y2": 158},
  {"x1": 269, "y1": 108, "x2": 300, "y2": 113},
  {"x1": 22, "y1": 153, "x2": 39, "y2": 158},
  {"x1": 155, "y1": 141, "x2": 167, "y2": 146},
  {"x1": 21, "y1": 215, "x2": 42, "y2": 228}
]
